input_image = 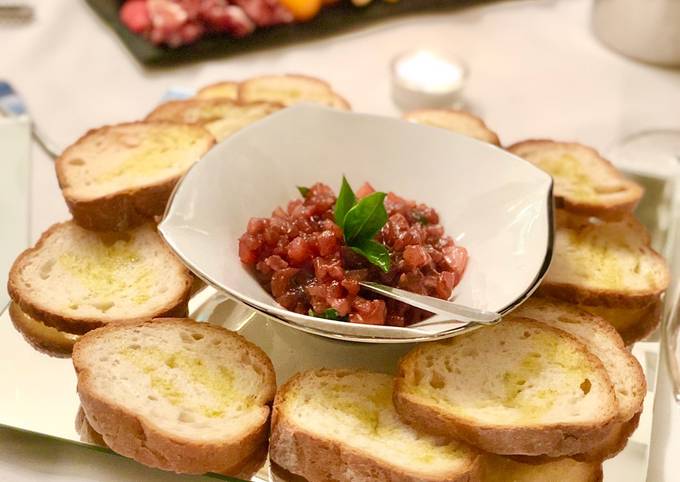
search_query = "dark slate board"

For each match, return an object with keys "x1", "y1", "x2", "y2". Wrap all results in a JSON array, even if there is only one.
[{"x1": 86, "y1": 0, "x2": 502, "y2": 67}]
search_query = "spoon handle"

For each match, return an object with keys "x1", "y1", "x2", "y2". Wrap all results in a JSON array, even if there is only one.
[{"x1": 359, "y1": 281, "x2": 501, "y2": 324}]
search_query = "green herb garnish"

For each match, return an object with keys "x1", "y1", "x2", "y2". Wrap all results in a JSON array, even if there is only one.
[
  {"x1": 297, "y1": 186, "x2": 310, "y2": 198},
  {"x1": 309, "y1": 308, "x2": 348, "y2": 321},
  {"x1": 334, "y1": 176, "x2": 356, "y2": 229},
  {"x1": 350, "y1": 239, "x2": 391, "y2": 273},
  {"x1": 343, "y1": 192, "x2": 388, "y2": 244},
  {"x1": 332, "y1": 177, "x2": 391, "y2": 272}
]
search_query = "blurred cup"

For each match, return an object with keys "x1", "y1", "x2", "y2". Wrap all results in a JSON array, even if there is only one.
[{"x1": 592, "y1": 0, "x2": 680, "y2": 67}]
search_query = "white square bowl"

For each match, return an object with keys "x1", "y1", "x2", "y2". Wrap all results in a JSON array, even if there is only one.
[{"x1": 159, "y1": 105, "x2": 553, "y2": 342}]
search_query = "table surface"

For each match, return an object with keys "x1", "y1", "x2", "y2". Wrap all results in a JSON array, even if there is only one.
[{"x1": 2, "y1": 0, "x2": 680, "y2": 480}]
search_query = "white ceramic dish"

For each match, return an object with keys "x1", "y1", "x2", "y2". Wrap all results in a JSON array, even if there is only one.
[{"x1": 159, "y1": 104, "x2": 554, "y2": 342}]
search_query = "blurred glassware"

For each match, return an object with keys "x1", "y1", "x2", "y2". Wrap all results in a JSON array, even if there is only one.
[{"x1": 592, "y1": 0, "x2": 680, "y2": 66}]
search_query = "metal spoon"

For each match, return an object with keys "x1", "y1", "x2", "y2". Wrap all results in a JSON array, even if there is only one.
[{"x1": 359, "y1": 281, "x2": 501, "y2": 325}]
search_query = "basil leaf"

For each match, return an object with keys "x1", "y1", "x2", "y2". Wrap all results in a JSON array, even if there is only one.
[
  {"x1": 343, "y1": 192, "x2": 388, "y2": 245},
  {"x1": 351, "y1": 239, "x2": 391, "y2": 272},
  {"x1": 297, "y1": 186, "x2": 310, "y2": 198},
  {"x1": 334, "y1": 176, "x2": 356, "y2": 229},
  {"x1": 308, "y1": 308, "x2": 348, "y2": 321}
]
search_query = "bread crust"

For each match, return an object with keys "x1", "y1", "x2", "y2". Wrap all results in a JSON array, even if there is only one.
[
  {"x1": 55, "y1": 122, "x2": 215, "y2": 231},
  {"x1": 238, "y1": 74, "x2": 352, "y2": 110},
  {"x1": 507, "y1": 140, "x2": 643, "y2": 220},
  {"x1": 75, "y1": 405, "x2": 268, "y2": 478},
  {"x1": 510, "y1": 409, "x2": 641, "y2": 466},
  {"x1": 270, "y1": 369, "x2": 481, "y2": 482},
  {"x1": 403, "y1": 109, "x2": 501, "y2": 146},
  {"x1": 196, "y1": 80, "x2": 240, "y2": 99},
  {"x1": 7, "y1": 221, "x2": 193, "y2": 335},
  {"x1": 393, "y1": 320, "x2": 621, "y2": 458},
  {"x1": 8, "y1": 302, "x2": 78, "y2": 358},
  {"x1": 145, "y1": 98, "x2": 283, "y2": 124},
  {"x1": 73, "y1": 318, "x2": 276, "y2": 475},
  {"x1": 579, "y1": 296, "x2": 663, "y2": 345}
]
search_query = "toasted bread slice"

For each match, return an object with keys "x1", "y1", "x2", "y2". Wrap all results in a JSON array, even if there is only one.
[
  {"x1": 238, "y1": 75, "x2": 351, "y2": 110},
  {"x1": 394, "y1": 318, "x2": 620, "y2": 457},
  {"x1": 270, "y1": 369, "x2": 481, "y2": 482},
  {"x1": 511, "y1": 297, "x2": 645, "y2": 424},
  {"x1": 56, "y1": 122, "x2": 215, "y2": 231},
  {"x1": 582, "y1": 296, "x2": 662, "y2": 345},
  {"x1": 481, "y1": 454, "x2": 602, "y2": 482},
  {"x1": 73, "y1": 318, "x2": 276, "y2": 475},
  {"x1": 507, "y1": 140, "x2": 643, "y2": 219},
  {"x1": 8, "y1": 221, "x2": 192, "y2": 335},
  {"x1": 403, "y1": 109, "x2": 501, "y2": 145},
  {"x1": 196, "y1": 81, "x2": 240, "y2": 100},
  {"x1": 538, "y1": 211, "x2": 669, "y2": 308},
  {"x1": 146, "y1": 99, "x2": 282, "y2": 142},
  {"x1": 9, "y1": 302, "x2": 79, "y2": 357}
]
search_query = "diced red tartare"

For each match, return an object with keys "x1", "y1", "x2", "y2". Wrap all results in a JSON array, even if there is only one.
[{"x1": 238, "y1": 182, "x2": 468, "y2": 326}]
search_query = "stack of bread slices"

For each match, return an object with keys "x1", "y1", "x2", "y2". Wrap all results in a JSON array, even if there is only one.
[
  {"x1": 6, "y1": 74, "x2": 350, "y2": 357},
  {"x1": 507, "y1": 140, "x2": 669, "y2": 345}
]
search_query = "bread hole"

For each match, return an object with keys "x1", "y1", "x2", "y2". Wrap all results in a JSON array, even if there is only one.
[
  {"x1": 165, "y1": 357, "x2": 177, "y2": 369},
  {"x1": 99, "y1": 357, "x2": 109, "y2": 362},
  {"x1": 69, "y1": 303, "x2": 79, "y2": 310},
  {"x1": 580, "y1": 379, "x2": 592, "y2": 395},
  {"x1": 128, "y1": 344, "x2": 141, "y2": 350},
  {"x1": 69, "y1": 158, "x2": 85, "y2": 166},
  {"x1": 499, "y1": 340, "x2": 506, "y2": 346},
  {"x1": 180, "y1": 332, "x2": 194, "y2": 343},
  {"x1": 178, "y1": 411, "x2": 195, "y2": 423},
  {"x1": 93, "y1": 301, "x2": 114, "y2": 313},
  {"x1": 191, "y1": 333, "x2": 204, "y2": 341},
  {"x1": 212, "y1": 340, "x2": 221, "y2": 346},
  {"x1": 521, "y1": 331, "x2": 531, "y2": 339},
  {"x1": 39, "y1": 260, "x2": 56, "y2": 279},
  {"x1": 97, "y1": 231, "x2": 132, "y2": 246},
  {"x1": 528, "y1": 352, "x2": 541, "y2": 359},
  {"x1": 148, "y1": 395, "x2": 158, "y2": 401},
  {"x1": 515, "y1": 379, "x2": 526, "y2": 386},
  {"x1": 412, "y1": 368, "x2": 423, "y2": 385},
  {"x1": 444, "y1": 359, "x2": 453, "y2": 373},
  {"x1": 429, "y1": 371, "x2": 445, "y2": 390}
]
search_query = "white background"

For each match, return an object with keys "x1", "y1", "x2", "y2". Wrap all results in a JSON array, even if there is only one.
[{"x1": 1, "y1": 0, "x2": 680, "y2": 480}]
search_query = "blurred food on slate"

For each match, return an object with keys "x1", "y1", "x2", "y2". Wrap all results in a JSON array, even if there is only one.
[{"x1": 119, "y1": 0, "x2": 392, "y2": 47}]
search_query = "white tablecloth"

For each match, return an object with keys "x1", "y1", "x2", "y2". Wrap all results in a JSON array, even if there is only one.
[{"x1": 2, "y1": 0, "x2": 680, "y2": 480}]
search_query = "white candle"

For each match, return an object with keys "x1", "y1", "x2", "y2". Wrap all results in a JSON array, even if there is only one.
[{"x1": 391, "y1": 49, "x2": 467, "y2": 109}]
